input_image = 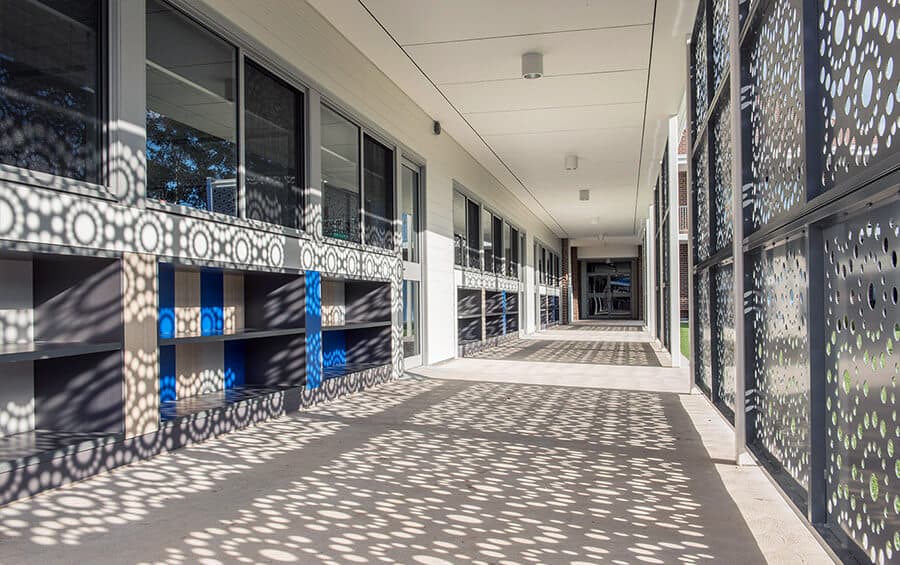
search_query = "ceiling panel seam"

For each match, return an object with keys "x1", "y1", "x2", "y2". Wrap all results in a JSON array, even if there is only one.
[
  {"x1": 357, "y1": 0, "x2": 569, "y2": 238},
  {"x1": 400, "y1": 22, "x2": 654, "y2": 47},
  {"x1": 632, "y1": 0, "x2": 658, "y2": 235},
  {"x1": 436, "y1": 68, "x2": 651, "y2": 87}
]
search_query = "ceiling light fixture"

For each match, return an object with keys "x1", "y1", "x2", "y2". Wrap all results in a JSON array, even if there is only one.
[
  {"x1": 522, "y1": 52, "x2": 543, "y2": 79},
  {"x1": 565, "y1": 154, "x2": 578, "y2": 171}
]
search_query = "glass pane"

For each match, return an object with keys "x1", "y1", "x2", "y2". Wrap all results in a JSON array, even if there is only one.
[
  {"x1": 402, "y1": 280, "x2": 420, "y2": 358},
  {"x1": 453, "y1": 192, "x2": 467, "y2": 266},
  {"x1": 492, "y1": 216, "x2": 503, "y2": 273},
  {"x1": 146, "y1": 0, "x2": 237, "y2": 215},
  {"x1": 321, "y1": 105, "x2": 360, "y2": 242},
  {"x1": 466, "y1": 200, "x2": 480, "y2": 268},
  {"x1": 401, "y1": 165, "x2": 419, "y2": 262},
  {"x1": 483, "y1": 208, "x2": 492, "y2": 272},
  {"x1": 0, "y1": 0, "x2": 101, "y2": 182},
  {"x1": 363, "y1": 135, "x2": 393, "y2": 249},
  {"x1": 244, "y1": 61, "x2": 302, "y2": 229},
  {"x1": 504, "y1": 223, "x2": 512, "y2": 276}
]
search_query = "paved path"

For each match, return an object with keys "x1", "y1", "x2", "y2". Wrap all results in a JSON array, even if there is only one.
[{"x1": 0, "y1": 326, "x2": 832, "y2": 564}]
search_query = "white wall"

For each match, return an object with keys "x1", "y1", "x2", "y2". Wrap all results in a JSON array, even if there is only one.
[
  {"x1": 196, "y1": 0, "x2": 561, "y2": 364},
  {"x1": 576, "y1": 243, "x2": 640, "y2": 259}
]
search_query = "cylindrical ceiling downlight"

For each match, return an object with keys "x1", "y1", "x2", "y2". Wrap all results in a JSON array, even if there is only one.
[{"x1": 522, "y1": 52, "x2": 543, "y2": 79}]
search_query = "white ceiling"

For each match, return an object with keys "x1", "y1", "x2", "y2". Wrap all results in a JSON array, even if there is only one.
[{"x1": 309, "y1": 0, "x2": 695, "y2": 241}]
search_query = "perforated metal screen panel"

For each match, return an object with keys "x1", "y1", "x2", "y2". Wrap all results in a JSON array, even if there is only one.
[
  {"x1": 744, "y1": 0, "x2": 804, "y2": 233},
  {"x1": 714, "y1": 264, "x2": 736, "y2": 413},
  {"x1": 711, "y1": 97, "x2": 733, "y2": 254},
  {"x1": 825, "y1": 202, "x2": 900, "y2": 563},
  {"x1": 748, "y1": 238, "x2": 810, "y2": 489},
  {"x1": 817, "y1": 2, "x2": 900, "y2": 193},
  {"x1": 695, "y1": 268, "x2": 713, "y2": 394},
  {"x1": 694, "y1": 135, "x2": 711, "y2": 263}
]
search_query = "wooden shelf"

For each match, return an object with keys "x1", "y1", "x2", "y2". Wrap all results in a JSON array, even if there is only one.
[
  {"x1": 322, "y1": 362, "x2": 390, "y2": 380},
  {"x1": 158, "y1": 327, "x2": 305, "y2": 346},
  {"x1": 0, "y1": 341, "x2": 122, "y2": 364},
  {"x1": 321, "y1": 320, "x2": 391, "y2": 331}
]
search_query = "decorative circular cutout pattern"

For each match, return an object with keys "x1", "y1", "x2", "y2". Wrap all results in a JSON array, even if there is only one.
[
  {"x1": 749, "y1": 239, "x2": 810, "y2": 488},
  {"x1": 824, "y1": 203, "x2": 900, "y2": 564},
  {"x1": 695, "y1": 269, "x2": 714, "y2": 395},
  {"x1": 711, "y1": 0, "x2": 731, "y2": 93},
  {"x1": 747, "y1": 0, "x2": 805, "y2": 232},
  {"x1": 818, "y1": 0, "x2": 900, "y2": 191},
  {"x1": 712, "y1": 97, "x2": 734, "y2": 253},
  {"x1": 694, "y1": 135, "x2": 711, "y2": 263},
  {"x1": 715, "y1": 264, "x2": 736, "y2": 413}
]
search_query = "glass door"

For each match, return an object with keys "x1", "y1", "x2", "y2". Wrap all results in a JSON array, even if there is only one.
[{"x1": 401, "y1": 160, "x2": 423, "y2": 367}]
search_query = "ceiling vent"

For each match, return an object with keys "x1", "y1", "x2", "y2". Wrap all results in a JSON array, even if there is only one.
[
  {"x1": 565, "y1": 154, "x2": 578, "y2": 171},
  {"x1": 579, "y1": 189, "x2": 591, "y2": 201}
]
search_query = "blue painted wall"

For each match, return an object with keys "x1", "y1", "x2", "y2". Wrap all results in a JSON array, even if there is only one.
[
  {"x1": 323, "y1": 330, "x2": 346, "y2": 368},
  {"x1": 159, "y1": 345, "x2": 176, "y2": 402},
  {"x1": 224, "y1": 341, "x2": 245, "y2": 389},
  {"x1": 305, "y1": 271, "x2": 322, "y2": 389},
  {"x1": 200, "y1": 270, "x2": 224, "y2": 336},
  {"x1": 158, "y1": 263, "x2": 175, "y2": 339}
]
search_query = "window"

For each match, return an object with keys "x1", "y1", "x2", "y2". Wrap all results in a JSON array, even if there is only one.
[
  {"x1": 492, "y1": 215, "x2": 503, "y2": 273},
  {"x1": 363, "y1": 135, "x2": 394, "y2": 249},
  {"x1": 453, "y1": 191, "x2": 467, "y2": 266},
  {"x1": 401, "y1": 164, "x2": 420, "y2": 262},
  {"x1": 321, "y1": 105, "x2": 360, "y2": 242},
  {"x1": 466, "y1": 199, "x2": 480, "y2": 268},
  {"x1": 541, "y1": 247, "x2": 547, "y2": 284},
  {"x1": 0, "y1": 0, "x2": 103, "y2": 183},
  {"x1": 482, "y1": 208, "x2": 492, "y2": 272},
  {"x1": 244, "y1": 60, "x2": 303, "y2": 230},
  {"x1": 507, "y1": 225, "x2": 519, "y2": 278},
  {"x1": 146, "y1": 0, "x2": 238, "y2": 215}
]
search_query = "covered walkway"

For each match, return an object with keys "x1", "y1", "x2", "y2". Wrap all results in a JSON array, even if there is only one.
[{"x1": 0, "y1": 325, "x2": 829, "y2": 564}]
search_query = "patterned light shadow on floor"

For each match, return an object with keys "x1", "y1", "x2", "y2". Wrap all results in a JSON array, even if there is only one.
[
  {"x1": 467, "y1": 337, "x2": 661, "y2": 367},
  {"x1": 0, "y1": 377, "x2": 765, "y2": 565}
]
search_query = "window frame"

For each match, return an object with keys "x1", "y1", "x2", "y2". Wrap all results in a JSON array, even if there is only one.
[
  {"x1": 242, "y1": 57, "x2": 305, "y2": 231},
  {"x1": 0, "y1": 0, "x2": 111, "y2": 199}
]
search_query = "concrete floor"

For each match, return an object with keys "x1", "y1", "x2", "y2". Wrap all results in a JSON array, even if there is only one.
[{"x1": 0, "y1": 324, "x2": 832, "y2": 564}]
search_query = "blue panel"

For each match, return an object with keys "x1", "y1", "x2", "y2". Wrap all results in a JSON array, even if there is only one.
[
  {"x1": 224, "y1": 341, "x2": 245, "y2": 389},
  {"x1": 159, "y1": 345, "x2": 176, "y2": 402},
  {"x1": 158, "y1": 263, "x2": 175, "y2": 339},
  {"x1": 305, "y1": 271, "x2": 322, "y2": 389},
  {"x1": 200, "y1": 270, "x2": 224, "y2": 336},
  {"x1": 323, "y1": 330, "x2": 346, "y2": 368}
]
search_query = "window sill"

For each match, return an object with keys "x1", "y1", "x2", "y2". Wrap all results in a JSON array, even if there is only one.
[
  {"x1": 0, "y1": 165, "x2": 117, "y2": 203},
  {"x1": 146, "y1": 200, "x2": 310, "y2": 241}
]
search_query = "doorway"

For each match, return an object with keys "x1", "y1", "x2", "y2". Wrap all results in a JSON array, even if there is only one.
[
  {"x1": 581, "y1": 260, "x2": 635, "y2": 319},
  {"x1": 401, "y1": 160, "x2": 423, "y2": 367}
]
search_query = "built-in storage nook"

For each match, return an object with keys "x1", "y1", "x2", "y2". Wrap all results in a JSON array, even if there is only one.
[
  {"x1": 457, "y1": 288, "x2": 483, "y2": 346},
  {"x1": 485, "y1": 290, "x2": 504, "y2": 338},
  {"x1": 321, "y1": 278, "x2": 392, "y2": 380},
  {"x1": 506, "y1": 292, "x2": 520, "y2": 334},
  {"x1": 0, "y1": 251, "x2": 124, "y2": 466},
  {"x1": 157, "y1": 263, "x2": 306, "y2": 422}
]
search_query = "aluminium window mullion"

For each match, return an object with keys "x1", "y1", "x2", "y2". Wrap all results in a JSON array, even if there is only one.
[{"x1": 237, "y1": 49, "x2": 247, "y2": 219}]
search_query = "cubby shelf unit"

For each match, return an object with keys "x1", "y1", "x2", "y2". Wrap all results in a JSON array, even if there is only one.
[
  {"x1": 157, "y1": 263, "x2": 307, "y2": 423},
  {"x1": 0, "y1": 251, "x2": 125, "y2": 469},
  {"x1": 321, "y1": 278, "x2": 393, "y2": 381},
  {"x1": 457, "y1": 288, "x2": 483, "y2": 345},
  {"x1": 457, "y1": 287, "x2": 520, "y2": 356}
]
